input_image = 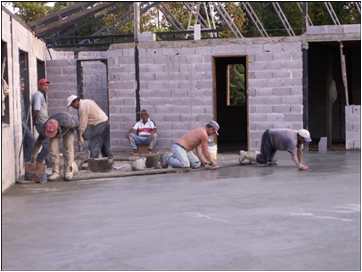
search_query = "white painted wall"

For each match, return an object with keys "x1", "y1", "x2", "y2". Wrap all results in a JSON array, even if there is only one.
[{"x1": 1, "y1": 8, "x2": 49, "y2": 191}]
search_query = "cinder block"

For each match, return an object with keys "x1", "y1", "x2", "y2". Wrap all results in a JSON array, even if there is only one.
[
  {"x1": 284, "y1": 114, "x2": 302, "y2": 122},
  {"x1": 280, "y1": 95, "x2": 303, "y2": 104},
  {"x1": 272, "y1": 87, "x2": 292, "y2": 95}
]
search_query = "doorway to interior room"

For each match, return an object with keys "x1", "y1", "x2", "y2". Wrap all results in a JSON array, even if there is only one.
[{"x1": 214, "y1": 56, "x2": 248, "y2": 152}]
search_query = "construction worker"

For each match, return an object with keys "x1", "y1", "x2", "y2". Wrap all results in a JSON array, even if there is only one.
[
  {"x1": 66, "y1": 95, "x2": 112, "y2": 160},
  {"x1": 128, "y1": 109, "x2": 158, "y2": 154},
  {"x1": 31, "y1": 78, "x2": 50, "y2": 183},
  {"x1": 161, "y1": 121, "x2": 220, "y2": 169},
  {"x1": 44, "y1": 112, "x2": 79, "y2": 181},
  {"x1": 239, "y1": 128, "x2": 311, "y2": 171}
]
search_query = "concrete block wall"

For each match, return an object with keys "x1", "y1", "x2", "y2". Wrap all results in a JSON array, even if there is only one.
[
  {"x1": 137, "y1": 45, "x2": 213, "y2": 148},
  {"x1": 133, "y1": 39, "x2": 303, "y2": 150},
  {"x1": 345, "y1": 105, "x2": 360, "y2": 150},
  {"x1": 47, "y1": 38, "x2": 304, "y2": 152},
  {"x1": 46, "y1": 59, "x2": 77, "y2": 115},
  {"x1": 47, "y1": 51, "x2": 109, "y2": 120},
  {"x1": 107, "y1": 47, "x2": 136, "y2": 151},
  {"x1": 2, "y1": 8, "x2": 49, "y2": 191},
  {"x1": 244, "y1": 41, "x2": 303, "y2": 149}
]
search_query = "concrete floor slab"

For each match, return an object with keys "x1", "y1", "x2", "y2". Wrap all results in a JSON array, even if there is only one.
[{"x1": 2, "y1": 151, "x2": 361, "y2": 270}]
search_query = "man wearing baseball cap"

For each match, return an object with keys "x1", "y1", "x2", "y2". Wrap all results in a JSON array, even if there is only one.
[
  {"x1": 43, "y1": 112, "x2": 79, "y2": 181},
  {"x1": 240, "y1": 128, "x2": 311, "y2": 171},
  {"x1": 31, "y1": 78, "x2": 50, "y2": 182},
  {"x1": 161, "y1": 121, "x2": 219, "y2": 169},
  {"x1": 66, "y1": 95, "x2": 112, "y2": 160}
]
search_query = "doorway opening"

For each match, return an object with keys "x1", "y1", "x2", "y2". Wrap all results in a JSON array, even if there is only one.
[
  {"x1": 308, "y1": 41, "x2": 361, "y2": 151},
  {"x1": 214, "y1": 56, "x2": 248, "y2": 152},
  {"x1": 76, "y1": 59, "x2": 109, "y2": 115},
  {"x1": 19, "y1": 49, "x2": 31, "y2": 128},
  {"x1": 19, "y1": 49, "x2": 31, "y2": 162},
  {"x1": 76, "y1": 59, "x2": 110, "y2": 151}
]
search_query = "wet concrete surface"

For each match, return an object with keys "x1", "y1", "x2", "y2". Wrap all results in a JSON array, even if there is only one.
[{"x1": 2, "y1": 151, "x2": 361, "y2": 270}]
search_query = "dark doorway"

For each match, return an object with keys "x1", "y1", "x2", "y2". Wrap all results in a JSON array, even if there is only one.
[
  {"x1": 214, "y1": 56, "x2": 247, "y2": 152},
  {"x1": 308, "y1": 41, "x2": 361, "y2": 150},
  {"x1": 37, "y1": 59, "x2": 46, "y2": 81},
  {"x1": 76, "y1": 59, "x2": 110, "y2": 151},
  {"x1": 19, "y1": 49, "x2": 31, "y2": 129}
]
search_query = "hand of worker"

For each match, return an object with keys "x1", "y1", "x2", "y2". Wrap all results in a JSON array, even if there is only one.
[
  {"x1": 79, "y1": 136, "x2": 85, "y2": 145},
  {"x1": 206, "y1": 161, "x2": 219, "y2": 170}
]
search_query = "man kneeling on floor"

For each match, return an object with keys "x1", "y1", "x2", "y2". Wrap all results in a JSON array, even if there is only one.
[
  {"x1": 162, "y1": 121, "x2": 219, "y2": 169},
  {"x1": 67, "y1": 95, "x2": 112, "y2": 161},
  {"x1": 128, "y1": 109, "x2": 157, "y2": 154},
  {"x1": 45, "y1": 112, "x2": 79, "y2": 181},
  {"x1": 239, "y1": 128, "x2": 311, "y2": 171}
]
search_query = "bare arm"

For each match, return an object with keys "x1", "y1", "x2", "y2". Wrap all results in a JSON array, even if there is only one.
[
  {"x1": 32, "y1": 110, "x2": 40, "y2": 124},
  {"x1": 196, "y1": 145, "x2": 208, "y2": 165},
  {"x1": 291, "y1": 149, "x2": 308, "y2": 170},
  {"x1": 200, "y1": 138, "x2": 216, "y2": 166}
]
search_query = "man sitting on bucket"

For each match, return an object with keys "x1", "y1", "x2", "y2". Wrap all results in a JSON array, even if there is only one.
[
  {"x1": 44, "y1": 112, "x2": 79, "y2": 181},
  {"x1": 239, "y1": 128, "x2": 311, "y2": 171},
  {"x1": 128, "y1": 109, "x2": 158, "y2": 154},
  {"x1": 161, "y1": 121, "x2": 220, "y2": 169},
  {"x1": 66, "y1": 95, "x2": 112, "y2": 162}
]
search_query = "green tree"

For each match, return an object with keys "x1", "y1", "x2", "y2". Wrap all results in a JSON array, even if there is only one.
[
  {"x1": 229, "y1": 64, "x2": 245, "y2": 106},
  {"x1": 12, "y1": 2, "x2": 51, "y2": 22}
]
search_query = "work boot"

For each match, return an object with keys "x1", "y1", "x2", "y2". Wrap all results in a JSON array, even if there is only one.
[
  {"x1": 64, "y1": 162, "x2": 78, "y2": 181},
  {"x1": 64, "y1": 171, "x2": 73, "y2": 181},
  {"x1": 48, "y1": 172, "x2": 61, "y2": 181},
  {"x1": 48, "y1": 161, "x2": 61, "y2": 181},
  {"x1": 267, "y1": 160, "x2": 278, "y2": 166}
]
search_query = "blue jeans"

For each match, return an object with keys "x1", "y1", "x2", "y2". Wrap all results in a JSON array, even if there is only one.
[
  {"x1": 84, "y1": 121, "x2": 112, "y2": 158},
  {"x1": 33, "y1": 122, "x2": 49, "y2": 163},
  {"x1": 128, "y1": 133, "x2": 158, "y2": 150},
  {"x1": 167, "y1": 143, "x2": 201, "y2": 168}
]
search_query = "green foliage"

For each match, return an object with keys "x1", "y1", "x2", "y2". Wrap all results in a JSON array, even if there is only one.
[
  {"x1": 219, "y1": 2, "x2": 247, "y2": 38},
  {"x1": 5, "y1": 1, "x2": 361, "y2": 37},
  {"x1": 12, "y1": 2, "x2": 51, "y2": 22},
  {"x1": 229, "y1": 64, "x2": 245, "y2": 106}
]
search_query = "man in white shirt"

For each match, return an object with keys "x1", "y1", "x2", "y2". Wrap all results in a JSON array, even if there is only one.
[{"x1": 128, "y1": 109, "x2": 158, "y2": 153}]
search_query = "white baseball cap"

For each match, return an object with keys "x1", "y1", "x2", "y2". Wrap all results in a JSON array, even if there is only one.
[
  {"x1": 207, "y1": 120, "x2": 220, "y2": 135},
  {"x1": 297, "y1": 129, "x2": 312, "y2": 143},
  {"x1": 66, "y1": 95, "x2": 78, "y2": 107}
]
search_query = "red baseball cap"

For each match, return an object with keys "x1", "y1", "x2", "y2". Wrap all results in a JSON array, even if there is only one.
[
  {"x1": 44, "y1": 119, "x2": 59, "y2": 138},
  {"x1": 38, "y1": 78, "x2": 50, "y2": 86}
]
